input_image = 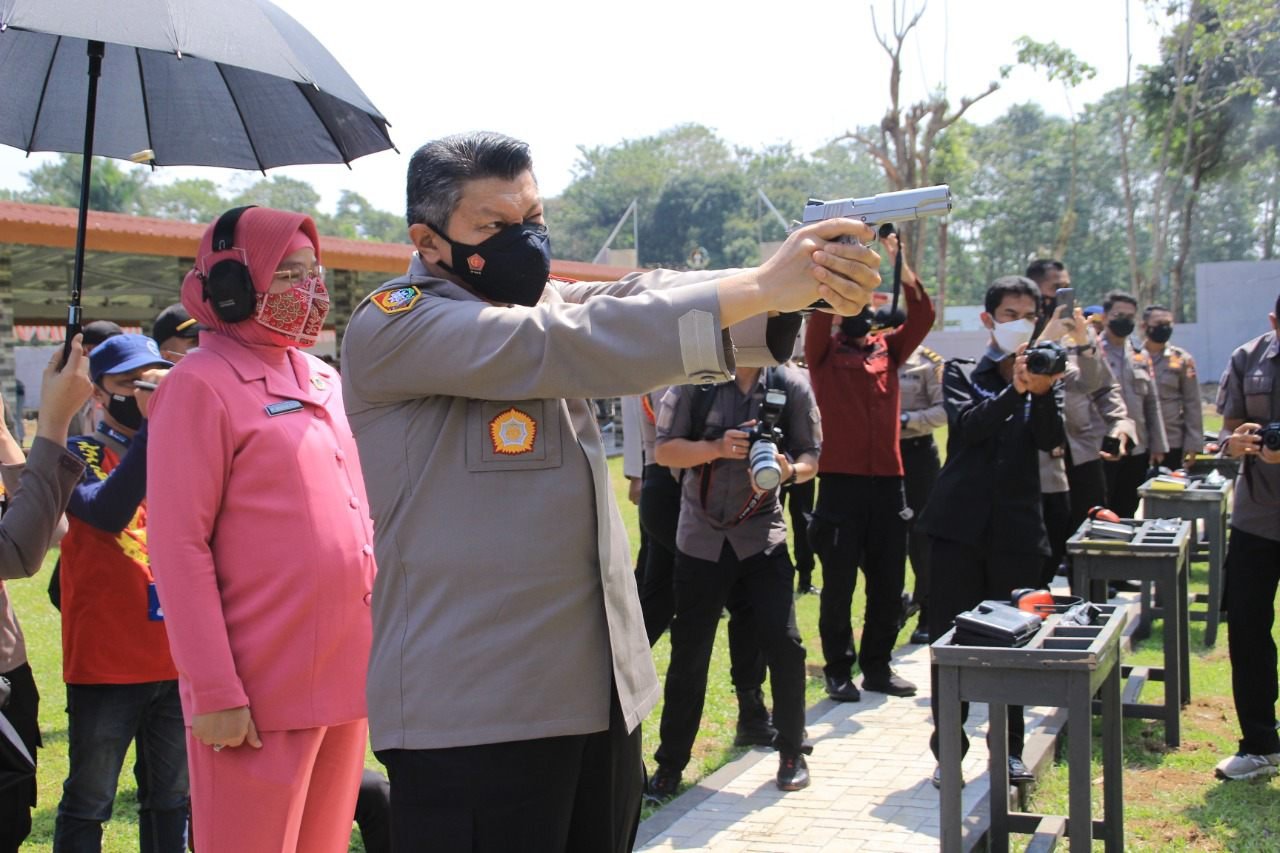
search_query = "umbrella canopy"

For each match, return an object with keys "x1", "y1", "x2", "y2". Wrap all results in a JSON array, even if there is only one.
[{"x1": 0, "y1": 0, "x2": 395, "y2": 169}]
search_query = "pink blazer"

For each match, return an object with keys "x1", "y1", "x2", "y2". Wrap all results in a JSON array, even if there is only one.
[{"x1": 147, "y1": 334, "x2": 375, "y2": 731}]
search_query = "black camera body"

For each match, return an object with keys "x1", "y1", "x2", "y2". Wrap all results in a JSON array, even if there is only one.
[
  {"x1": 1259, "y1": 422, "x2": 1280, "y2": 452},
  {"x1": 1025, "y1": 340, "x2": 1068, "y2": 376},
  {"x1": 746, "y1": 389, "x2": 787, "y2": 490}
]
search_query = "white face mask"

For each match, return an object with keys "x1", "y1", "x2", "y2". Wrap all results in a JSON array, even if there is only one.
[{"x1": 992, "y1": 318, "x2": 1035, "y2": 354}]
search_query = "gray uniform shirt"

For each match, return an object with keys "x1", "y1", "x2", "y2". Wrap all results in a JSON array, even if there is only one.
[
  {"x1": 656, "y1": 367, "x2": 820, "y2": 562},
  {"x1": 898, "y1": 346, "x2": 946, "y2": 440},
  {"x1": 342, "y1": 256, "x2": 767, "y2": 751},
  {"x1": 1149, "y1": 343, "x2": 1204, "y2": 454},
  {"x1": 1098, "y1": 337, "x2": 1169, "y2": 456},
  {"x1": 1, "y1": 438, "x2": 84, "y2": 672},
  {"x1": 1216, "y1": 330, "x2": 1280, "y2": 543}
]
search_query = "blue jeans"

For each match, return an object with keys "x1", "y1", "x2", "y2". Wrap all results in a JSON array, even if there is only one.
[{"x1": 54, "y1": 681, "x2": 189, "y2": 853}]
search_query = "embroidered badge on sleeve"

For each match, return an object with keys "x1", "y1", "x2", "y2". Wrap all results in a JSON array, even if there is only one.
[{"x1": 371, "y1": 286, "x2": 422, "y2": 315}]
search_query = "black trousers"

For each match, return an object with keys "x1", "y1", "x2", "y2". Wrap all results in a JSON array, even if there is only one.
[
  {"x1": 814, "y1": 475, "x2": 909, "y2": 680},
  {"x1": 637, "y1": 465, "x2": 765, "y2": 690},
  {"x1": 781, "y1": 478, "x2": 817, "y2": 587},
  {"x1": 0, "y1": 662, "x2": 40, "y2": 853},
  {"x1": 655, "y1": 543, "x2": 806, "y2": 771},
  {"x1": 902, "y1": 437, "x2": 941, "y2": 625},
  {"x1": 376, "y1": 691, "x2": 641, "y2": 853},
  {"x1": 1224, "y1": 527, "x2": 1280, "y2": 756},
  {"x1": 1066, "y1": 458, "x2": 1108, "y2": 534},
  {"x1": 1167, "y1": 446, "x2": 1184, "y2": 471},
  {"x1": 1039, "y1": 490, "x2": 1072, "y2": 588},
  {"x1": 355, "y1": 769, "x2": 391, "y2": 853},
  {"x1": 1105, "y1": 452, "x2": 1150, "y2": 518},
  {"x1": 928, "y1": 537, "x2": 1040, "y2": 760}
]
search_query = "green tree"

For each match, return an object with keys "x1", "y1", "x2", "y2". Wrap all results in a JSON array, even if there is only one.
[
  {"x1": 229, "y1": 175, "x2": 322, "y2": 218},
  {"x1": 21, "y1": 154, "x2": 150, "y2": 213},
  {"x1": 323, "y1": 190, "x2": 408, "y2": 243},
  {"x1": 140, "y1": 178, "x2": 226, "y2": 223}
]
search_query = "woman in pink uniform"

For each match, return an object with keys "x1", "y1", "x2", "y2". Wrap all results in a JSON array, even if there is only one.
[{"x1": 146, "y1": 206, "x2": 376, "y2": 852}]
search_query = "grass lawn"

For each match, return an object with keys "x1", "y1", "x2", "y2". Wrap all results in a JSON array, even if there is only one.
[{"x1": 10, "y1": 410, "x2": 1279, "y2": 850}]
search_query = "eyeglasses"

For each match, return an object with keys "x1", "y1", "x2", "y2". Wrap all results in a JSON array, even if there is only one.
[{"x1": 272, "y1": 263, "x2": 325, "y2": 283}]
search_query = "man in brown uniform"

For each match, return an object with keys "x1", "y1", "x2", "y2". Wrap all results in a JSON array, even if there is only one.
[
  {"x1": 1214, "y1": 293, "x2": 1280, "y2": 780},
  {"x1": 1142, "y1": 304, "x2": 1203, "y2": 470},
  {"x1": 340, "y1": 131, "x2": 881, "y2": 852}
]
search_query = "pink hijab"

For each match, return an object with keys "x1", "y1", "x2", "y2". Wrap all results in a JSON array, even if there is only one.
[{"x1": 181, "y1": 207, "x2": 322, "y2": 349}]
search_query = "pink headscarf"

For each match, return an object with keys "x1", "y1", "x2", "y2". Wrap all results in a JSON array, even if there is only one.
[{"x1": 181, "y1": 208, "x2": 322, "y2": 349}]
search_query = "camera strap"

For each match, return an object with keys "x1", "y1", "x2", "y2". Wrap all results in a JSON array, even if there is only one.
[{"x1": 692, "y1": 367, "x2": 785, "y2": 526}]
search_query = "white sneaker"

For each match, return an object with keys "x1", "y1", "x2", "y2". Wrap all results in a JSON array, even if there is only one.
[{"x1": 1214, "y1": 752, "x2": 1280, "y2": 781}]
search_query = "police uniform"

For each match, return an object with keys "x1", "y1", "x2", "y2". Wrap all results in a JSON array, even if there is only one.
[
  {"x1": 1216, "y1": 330, "x2": 1280, "y2": 760},
  {"x1": 1148, "y1": 342, "x2": 1203, "y2": 466},
  {"x1": 898, "y1": 345, "x2": 945, "y2": 631},
  {"x1": 1098, "y1": 337, "x2": 1169, "y2": 516},
  {"x1": 341, "y1": 255, "x2": 783, "y2": 850}
]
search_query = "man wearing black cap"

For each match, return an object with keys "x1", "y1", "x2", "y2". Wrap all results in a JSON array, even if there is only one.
[
  {"x1": 54, "y1": 335, "x2": 189, "y2": 851},
  {"x1": 151, "y1": 304, "x2": 203, "y2": 362}
]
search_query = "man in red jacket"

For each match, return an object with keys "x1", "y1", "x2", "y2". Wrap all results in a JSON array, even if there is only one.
[{"x1": 804, "y1": 235, "x2": 934, "y2": 700}]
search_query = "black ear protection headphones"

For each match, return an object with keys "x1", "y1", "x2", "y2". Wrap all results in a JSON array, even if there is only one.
[{"x1": 200, "y1": 206, "x2": 258, "y2": 323}]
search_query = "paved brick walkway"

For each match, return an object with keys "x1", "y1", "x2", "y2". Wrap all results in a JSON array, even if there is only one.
[{"x1": 636, "y1": 639, "x2": 1049, "y2": 852}]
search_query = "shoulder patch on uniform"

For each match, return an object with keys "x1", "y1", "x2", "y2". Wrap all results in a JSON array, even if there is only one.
[
  {"x1": 490, "y1": 407, "x2": 537, "y2": 455},
  {"x1": 371, "y1": 286, "x2": 422, "y2": 315},
  {"x1": 920, "y1": 346, "x2": 944, "y2": 364}
]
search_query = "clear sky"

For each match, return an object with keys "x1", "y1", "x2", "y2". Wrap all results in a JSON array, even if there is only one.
[{"x1": 0, "y1": 0, "x2": 1168, "y2": 218}]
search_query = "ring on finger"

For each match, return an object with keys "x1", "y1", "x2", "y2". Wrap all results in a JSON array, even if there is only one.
[{"x1": 212, "y1": 743, "x2": 224, "y2": 752}]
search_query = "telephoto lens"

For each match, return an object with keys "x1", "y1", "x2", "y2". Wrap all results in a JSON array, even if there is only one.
[
  {"x1": 748, "y1": 438, "x2": 782, "y2": 491},
  {"x1": 1025, "y1": 340, "x2": 1068, "y2": 375}
]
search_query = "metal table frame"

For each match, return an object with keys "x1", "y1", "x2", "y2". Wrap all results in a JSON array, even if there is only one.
[
  {"x1": 1068, "y1": 518, "x2": 1192, "y2": 747},
  {"x1": 934, "y1": 607, "x2": 1127, "y2": 853},
  {"x1": 1138, "y1": 478, "x2": 1231, "y2": 647}
]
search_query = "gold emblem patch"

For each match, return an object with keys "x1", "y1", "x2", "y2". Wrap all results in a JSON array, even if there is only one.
[
  {"x1": 371, "y1": 286, "x2": 422, "y2": 314},
  {"x1": 490, "y1": 408, "x2": 537, "y2": 455}
]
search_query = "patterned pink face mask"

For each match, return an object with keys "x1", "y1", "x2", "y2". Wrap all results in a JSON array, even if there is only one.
[{"x1": 253, "y1": 274, "x2": 330, "y2": 346}]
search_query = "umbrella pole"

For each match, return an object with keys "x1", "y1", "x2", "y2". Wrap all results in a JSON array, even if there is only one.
[{"x1": 64, "y1": 39, "x2": 104, "y2": 361}]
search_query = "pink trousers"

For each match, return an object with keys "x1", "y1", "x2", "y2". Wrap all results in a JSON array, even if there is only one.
[{"x1": 186, "y1": 719, "x2": 366, "y2": 853}]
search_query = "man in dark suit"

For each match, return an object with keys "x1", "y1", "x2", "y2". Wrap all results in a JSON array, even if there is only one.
[{"x1": 918, "y1": 275, "x2": 1066, "y2": 788}]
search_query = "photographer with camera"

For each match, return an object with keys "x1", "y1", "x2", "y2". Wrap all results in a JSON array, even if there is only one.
[
  {"x1": 805, "y1": 231, "x2": 934, "y2": 701},
  {"x1": 1213, "y1": 294, "x2": 1280, "y2": 781},
  {"x1": 918, "y1": 276, "x2": 1066, "y2": 787},
  {"x1": 646, "y1": 365, "x2": 820, "y2": 798}
]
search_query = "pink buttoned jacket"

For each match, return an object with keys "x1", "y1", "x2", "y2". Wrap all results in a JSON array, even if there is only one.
[{"x1": 146, "y1": 333, "x2": 375, "y2": 731}]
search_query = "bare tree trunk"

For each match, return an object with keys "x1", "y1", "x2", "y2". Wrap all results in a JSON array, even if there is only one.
[
  {"x1": 1118, "y1": 2, "x2": 1143, "y2": 293},
  {"x1": 1263, "y1": 173, "x2": 1278, "y2": 260},
  {"x1": 1053, "y1": 122, "x2": 1080, "y2": 259},
  {"x1": 1172, "y1": 168, "x2": 1202, "y2": 322},
  {"x1": 936, "y1": 218, "x2": 948, "y2": 330}
]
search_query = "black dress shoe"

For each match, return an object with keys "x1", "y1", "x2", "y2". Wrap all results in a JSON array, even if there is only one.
[
  {"x1": 910, "y1": 628, "x2": 931, "y2": 645},
  {"x1": 897, "y1": 593, "x2": 921, "y2": 630},
  {"x1": 734, "y1": 719, "x2": 778, "y2": 747},
  {"x1": 931, "y1": 764, "x2": 966, "y2": 789},
  {"x1": 862, "y1": 670, "x2": 918, "y2": 697},
  {"x1": 1008, "y1": 755, "x2": 1035, "y2": 784},
  {"x1": 824, "y1": 675, "x2": 861, "y2": 702},
  {"x1": 644, "y1": 765, "x2": 681, "y2": 802},
  {"x1": 776, "y1": 753, "x2": 810, "y2": 791}
]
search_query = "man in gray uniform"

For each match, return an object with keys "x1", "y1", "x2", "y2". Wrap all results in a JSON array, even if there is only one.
[
  {"x1": 1142, "y1": 304, "x2": 1203, "y2": 469},
  {"x1": 1214, "y1": 294, "x2": 1280, "y2": 781},
  {"x1": 898, "y1": 344, "x2": 945, "y2": 644},
  {"x1": 340, "y1": 131, "x2": 880, "y2": 852}
]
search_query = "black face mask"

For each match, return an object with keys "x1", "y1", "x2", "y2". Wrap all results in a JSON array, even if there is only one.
[
  {"x1": 841, "y1": 310, "x2": 873, "y2": 340},
  {"x1": 107, "y1": 393, "x2": 143, "y2": 431},
  {"x1": 1108, "y1": 316, "x2": 1135, "y2": 338},
  {"x1": 432, "y1": 222, "x2": 552, "y2": 307},
  {"x1": 1146, "y1": 324, "x2": 1173, "y2": 344}
]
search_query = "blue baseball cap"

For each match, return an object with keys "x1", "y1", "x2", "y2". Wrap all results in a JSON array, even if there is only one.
[
  {"x1": 89, "y1": 333, "x2": 173, "y2": 384},
  {"x1": 1083, "y1": 304, "x2": 1105, "y2": 317}
]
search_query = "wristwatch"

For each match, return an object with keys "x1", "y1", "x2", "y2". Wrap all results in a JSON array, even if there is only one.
[{"x1": 900, "y1": 412, "x2": 910, "y2": 426}]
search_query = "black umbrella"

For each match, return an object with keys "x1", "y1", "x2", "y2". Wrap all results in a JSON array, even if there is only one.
[{"x1": 0, "y1": 0, "x2": 396, "y2": 345}]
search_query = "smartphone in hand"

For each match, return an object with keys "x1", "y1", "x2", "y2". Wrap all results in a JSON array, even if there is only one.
[{"x1": 1055, "y1": 288, "x2": 1075, "y2": 315}]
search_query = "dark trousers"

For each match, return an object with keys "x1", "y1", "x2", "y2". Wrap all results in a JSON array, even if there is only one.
[
  {"x1": 638, "y1": 465, "x2": 765, "y2": 690},
  {"x1": 0, "y1": 663, "x2": 40, "y2": 853},
  {"x1": 1105, "y1": 452, "x2": 1150, "y2": 518},
  {"x1": 1039, "y1": 490, "x2": 1072, "y2": 588},
  {"x1": 1224, "y1": 527, "x2": 1280, "y2": 756},
  {"x1": 781, "y1": 479, "x2": 817, "y2": 588},
  {"x1": 1067, "y1": 458, "x2": 1108, "y2": 534},
  {"x1": 1166, "y1": 446, "x2": 1185, "y2": 471},
  {"x1": 54, "y1": 680, "x2": 188, "y2": 853},
  {"x1": 355, "y1": 769, "x2": 391, "y2": 853},
  {"x1": 376, "y1": 691, "x2": 641, "y2": 853},
  {"x1": 656, "y1": 544, "x2": 806, "y2": 771},
  {"x1": 928, "y1": 537, "x2": 1040, "y2": 760},
  {"x1": 814, "y1": 475, "x2": 909, "y2": 680},
  {"x1": 902, "y1": 437, "x2": 941, "y2": 626}
]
